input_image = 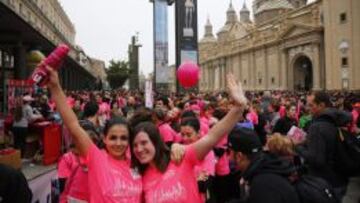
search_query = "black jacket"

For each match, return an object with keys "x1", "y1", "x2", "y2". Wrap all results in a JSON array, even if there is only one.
[
  {"x1": 254, "y1": 113, "x2": 267, "y2": 146},
  {"x1": 0, "y1": 164, "x2": 32, "y2": 203},
  {"x1": 272, "y1": 116, "x2": 297, "y2": 135},
  {"x1": 240, "y1": 153, "x2": 300, "y2": 203},
  {"x1": 296, "y1": 108, "x2": 352, "y2": 188}
]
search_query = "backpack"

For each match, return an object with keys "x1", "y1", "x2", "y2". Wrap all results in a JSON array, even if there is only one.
[
  {"x1": 293, "y1": 175, "x2": 338, "y2": 203},
  {"x1": 333, "y1": 128, "x2": 360, "y2": 177}
]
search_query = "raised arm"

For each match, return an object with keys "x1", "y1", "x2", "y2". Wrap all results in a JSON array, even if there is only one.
[
  {"x1": 193, "y1": 74, "x2": 247, "y2": 160},
  {"x1": 46, "y1": 66, "x2": 92, "y2": 156}
]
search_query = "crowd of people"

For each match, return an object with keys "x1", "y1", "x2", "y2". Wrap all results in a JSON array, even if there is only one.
[{"x1": 2, "y1": 64, "x2": 360, "y2": 203}]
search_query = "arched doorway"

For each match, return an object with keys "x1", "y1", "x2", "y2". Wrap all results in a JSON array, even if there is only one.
[{"x1": 293, "y1": 55, "x2": 313, "y2": 91}]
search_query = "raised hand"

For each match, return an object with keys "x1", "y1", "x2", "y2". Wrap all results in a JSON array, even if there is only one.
[
  {"x1": 44, "y1": 65, "x2": 60, "y2": 91},
  {"x1": 170, "y1": 143, "x2": 186, "y2": 165},
  {"x1": 227, "y1": 73, "x2": 247, "y2": 107}
]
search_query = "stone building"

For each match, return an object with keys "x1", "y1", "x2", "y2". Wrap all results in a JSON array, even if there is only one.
[
  {"x1": 0, "y1": 0, "x2": 99, "y2": 111},
  {"x1": 90, "y1": 57, "x2": 108, "y2": 87},
  {"x1": 168, "y1": 64, "x2": 177, "y2": 92},
  {"x1": 1, "y1": 0, "x2": 75, "y2": 46},
  {"x1": 199, "y1": 0, "x2": 360, "y2": 91}
]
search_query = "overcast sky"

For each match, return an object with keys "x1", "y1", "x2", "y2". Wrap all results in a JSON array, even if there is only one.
[{"x1": 59, "y1": 0, "x2": 314, "y2": 76}]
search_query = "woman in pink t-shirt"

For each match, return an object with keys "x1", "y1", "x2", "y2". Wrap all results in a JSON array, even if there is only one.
[
  {"x1": 129, "y1": 74, "x2": 247, "y2": 203},
  {"x1": 46, "y1": 67, "x2": 142, "y2": 203},
  {"x1": 180, "y1": 117, "x2": 216, "y2": 202},
  {"x1": 58, "y1": 149, "x2": 89, "y2": 203},
  {"x1": 58, "y1": 126, "x2": 100, "y2": 203},
  {"x1": 153, "y1": 107, "x2": 178, "y2": 146}
]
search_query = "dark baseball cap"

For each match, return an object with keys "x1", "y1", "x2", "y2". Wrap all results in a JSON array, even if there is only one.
[{"x1": 228, "y1": 127, "x2": 262, "y2": 155}]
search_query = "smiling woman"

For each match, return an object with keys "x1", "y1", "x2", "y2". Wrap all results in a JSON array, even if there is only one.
[
  {"x1": 45, "y1": 66, "x2": 143, "y2": 203},
  {"x1": 102, "y1": 118, "x2": 130, "y2": 159},
  {"x1": 129, "y1": 74, "x2": 247, "y2": 203}
]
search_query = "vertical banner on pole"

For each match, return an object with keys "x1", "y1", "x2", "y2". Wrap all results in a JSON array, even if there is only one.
[
  {"x1": 175, "y1": 0, "x2": 198, "y2": 92},
  {"x1": 154, "y1": 0, "x2": 169, "y2": 88},
  {"x1": 145, "y1": 80, "x2": 154, "y2": 109}
]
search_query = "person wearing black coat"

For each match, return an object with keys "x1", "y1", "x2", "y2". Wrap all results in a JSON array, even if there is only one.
[
  {"x1": 0, "y1": 164, "x2": 32, "y2": 203},
  {"x1": 227, "y1": 127, "x2": 300, "y2": 203},
  {"x1": 272, "y1": 116, "x2": 297, "y2": 135},
  {"x1": 295, "y1": 92, "x2": 352, "y2": 201},
  {"x1": 272, "y1": 103, "x2": 298, "y2": 135}
]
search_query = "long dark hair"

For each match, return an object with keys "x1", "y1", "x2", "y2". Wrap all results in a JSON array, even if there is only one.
[
  {"x1": 103, "y1": 117, "x2": 130, "y2": 137},
  {"x1": 14, "y1": 100, "x2": 24, "y2": 122},
  {"x1": 130, "y1": 122, "x2": 170, "y2": 174},
  {"x1": 180, "y1": 117, "x2": 200, "y2": 133},
  {"x1": 91, "y1": 117, "x2": 130, "y2": 149}
]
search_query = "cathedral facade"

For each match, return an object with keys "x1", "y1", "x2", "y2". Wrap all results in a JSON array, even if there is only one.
[{"x1": 199, "y1": 0, "x2": 360, "y2": 91}]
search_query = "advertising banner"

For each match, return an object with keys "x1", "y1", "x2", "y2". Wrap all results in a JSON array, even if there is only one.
[
  {"x1": 175, "y1": 0, "x2": 198, "y2": 50},
  {"x1": 154, "y1": 0, "x2": 169, "y2": 84},
  {"x1": 175, "y1": 0, "x2": 199, "y2": 92}
]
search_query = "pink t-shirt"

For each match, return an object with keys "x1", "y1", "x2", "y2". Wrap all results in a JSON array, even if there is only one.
[
  {"x1": 194, "y1": 150, "x2": 216, "y2": 177},
  {"x1": 158, "y1": 123, "x2": 177, "y2": 143},
  {"x1": 174, "y1": 132, "x2": 183, "y2": 143},
  {"x1": 215, "y1": 153, "x2": 230, "y2": 176},
  {"x1": 279, "y1": 105, "x2": 286, "y2": 118},
  {"x1": 58, "y1": 152, "x2": 89, "y2": 203},
  {"x1": 194, "y1": 150, "x2": 216, "y2": 202},
  {"x1": 66, "y1": 97, "x2": 75, "y2": 108},
  {"x1": 85, "y1": 144, "x2": 142, "y2": 203},
  {"x1": 142, "y1": 145, "x2": 202, "y2": 203},
  {"x1": 98, "y1": 102, "x2": 111, "y2": 120},
  {"x1": 200, "y1": 120, "x2": 209, "y2": 136},
  {"x1": 351, "y1": 110, "x2": 359, "y2": 133},
  {"x1": 200, "y1": 117, "x2": 210, "y2": 129},
  {"x1": 215, "y1": 134, "x2": 228, "y2": 148}
]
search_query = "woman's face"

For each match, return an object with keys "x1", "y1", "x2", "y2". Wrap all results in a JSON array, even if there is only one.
[
  {"x1": 103, "y1": 124, "x2": 129, "y2": 160},
  {"x1": 180, "y1": 125, "x2": 198, "y2": 145},
  {"x1": 133, "y1": 132, "x2": 156, "y2": 164},
  {"x1": 168, "y1": 108, "x2": 180, "y2": 120},
  {"x1": 287, "y1": 106, "x2": 297, "y2": 119}
]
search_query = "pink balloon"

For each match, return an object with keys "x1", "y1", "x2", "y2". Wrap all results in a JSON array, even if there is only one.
[{"x1": 177, "y1": 61, "x2": 200, "y2": 89}]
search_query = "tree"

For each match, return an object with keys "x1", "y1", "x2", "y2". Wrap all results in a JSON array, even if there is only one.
[{"x1": 106, "y1": 59, "x2": 130, "y2": 89}]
